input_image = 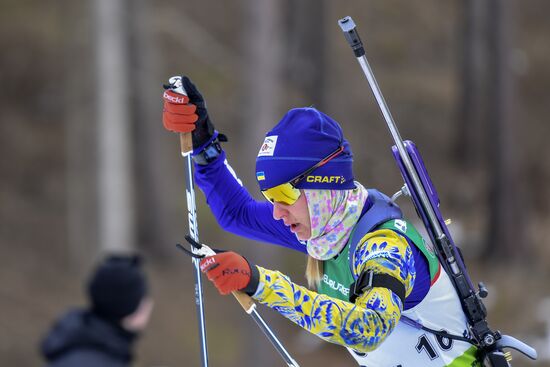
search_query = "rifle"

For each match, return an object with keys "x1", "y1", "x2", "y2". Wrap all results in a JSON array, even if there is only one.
[{"x1": 338, "y1": 16, "x2": 537, "y2": 366}]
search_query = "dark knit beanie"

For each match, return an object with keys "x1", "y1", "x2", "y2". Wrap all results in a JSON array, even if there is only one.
[
  {"x1": 255, "y1": 107, "x2": 355, "y2": 191},
  {"x1": 87, "y1": 255, "x2": 147, "y2": 322}
]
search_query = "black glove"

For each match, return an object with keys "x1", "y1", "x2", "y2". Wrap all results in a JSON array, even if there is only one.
[{"x1": 180, "y1": 76, "x2": 218, "y2": 150}]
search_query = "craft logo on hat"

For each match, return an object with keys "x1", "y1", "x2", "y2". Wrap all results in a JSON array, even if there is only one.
[
  {"x1": 258, "y1": 136, "x2": 278, "y2": 157},
  {"x1": 306, "y1": 175, "x2": 346, "y2": 184}
]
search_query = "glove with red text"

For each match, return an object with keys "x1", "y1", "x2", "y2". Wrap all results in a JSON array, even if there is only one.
[
  {"x1": 199, "y1": 252, "x2": 260, "y2": 296},
  {"x1": 162, "y1": 76, "x2": 218, "y2": 150}
]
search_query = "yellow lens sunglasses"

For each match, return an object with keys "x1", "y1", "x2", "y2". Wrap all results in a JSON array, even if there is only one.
[{"x1": 261, "y1": 145, "x2": 344, "y2": 205}]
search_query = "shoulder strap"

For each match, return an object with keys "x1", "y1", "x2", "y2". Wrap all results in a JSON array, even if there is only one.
[{"x1": 348, "y1": 189, "x2": 403, "y2": 278}]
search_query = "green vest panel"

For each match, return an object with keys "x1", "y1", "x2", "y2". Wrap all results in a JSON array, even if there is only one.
[
  {"x1": 318, "y1": 219, "x2": 439, "y2": 302},
  {"x1": 318, "y1": 243, "x2": 354, "y2": 301}
]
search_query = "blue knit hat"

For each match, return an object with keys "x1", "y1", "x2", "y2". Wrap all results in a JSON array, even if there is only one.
[{"x1": 255, "y1": 108, "x2": 354, "y2": 191}]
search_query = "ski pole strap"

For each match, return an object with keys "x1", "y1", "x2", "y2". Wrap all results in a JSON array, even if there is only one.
[
  {"x1": 349, "y1": 270, "x2": 406, "y2": 305},
  {"x1": 192, "y1": 136, "x2": 223, "y2": 166}
]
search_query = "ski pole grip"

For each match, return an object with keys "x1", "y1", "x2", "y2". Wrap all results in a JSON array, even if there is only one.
[
  {"x1": 338, "y1": 16, "x2": 365, "y2": 57},
  {"x1": 180, "y1": 133, "x2": 193, "y2": 155},
  {"x1": 232, "y1": 291, "x2": 256, "y2": 314}
]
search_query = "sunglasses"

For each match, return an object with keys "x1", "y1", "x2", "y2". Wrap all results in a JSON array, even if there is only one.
[{"x1": 261, "y1": 145, "x2": 344, "y2": 205}]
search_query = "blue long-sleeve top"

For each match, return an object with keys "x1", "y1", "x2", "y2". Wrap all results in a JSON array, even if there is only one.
[
  {"x1": 194, "y1": 151, "x2": 430, "y2": 310},
  {"x1": 194, "y1": 151, "x2": 305, "y2": 251}
]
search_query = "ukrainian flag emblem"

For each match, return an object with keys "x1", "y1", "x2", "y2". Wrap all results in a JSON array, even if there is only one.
[{"x1": 256, "y1": 171, "x2": 266, "y2": 181}]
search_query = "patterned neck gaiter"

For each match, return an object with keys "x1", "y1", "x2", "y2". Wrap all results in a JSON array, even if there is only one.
[{"x1": 305, "y1": 182, "x2": 369, "y2": 260}]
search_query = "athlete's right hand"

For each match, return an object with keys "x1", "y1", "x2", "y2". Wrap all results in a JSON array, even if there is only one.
[{"x1": 162, "y1": 76, "x2": 216, "y2": 150}]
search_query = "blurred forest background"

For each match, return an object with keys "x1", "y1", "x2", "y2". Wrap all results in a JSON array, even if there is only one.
[{"x1": 0, "y1": 0, "x2": 549, "y2": 366}]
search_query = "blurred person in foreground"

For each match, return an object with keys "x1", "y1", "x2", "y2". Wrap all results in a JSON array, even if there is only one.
[
  {"x1": 40, "y1": 255, "x2": 153, "y2": 367},
  {"x1": 162, "y1": 76, "x2": 480, "y2": 366}
]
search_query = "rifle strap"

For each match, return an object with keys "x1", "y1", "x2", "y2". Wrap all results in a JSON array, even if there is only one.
[{"x1": 400, "y1": 315, "x2": 474, "y2": 344}]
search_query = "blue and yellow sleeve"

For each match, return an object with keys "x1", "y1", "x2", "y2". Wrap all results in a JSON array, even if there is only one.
[{"x1": 252, "y1": 229, "x2": 415, "y2": 353}]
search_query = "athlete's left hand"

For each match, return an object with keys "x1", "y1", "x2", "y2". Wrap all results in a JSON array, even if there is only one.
[{"x1": 198, "y1": 251, "x2": 260, "y2": 296}]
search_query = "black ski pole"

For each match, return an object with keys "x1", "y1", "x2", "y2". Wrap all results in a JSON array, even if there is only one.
[{"x1": 166, "y1": 76, "x2": 210, "y2": 367}]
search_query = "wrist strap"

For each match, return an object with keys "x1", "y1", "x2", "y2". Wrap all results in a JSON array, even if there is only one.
[
  {"x1": 193, "y1": 139, "x2": 222, "y2": 165},
  {"x1": 243, "y1": 264, "x2": 260, "y2": 296}
]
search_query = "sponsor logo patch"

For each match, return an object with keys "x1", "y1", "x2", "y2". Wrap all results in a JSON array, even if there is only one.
[
  {"x1": 199, "y1": 257, "x2": 216, "y2": 272},
  {"x1": 258, "y1": 136, "x2": 278, "y2": 157},
  {"x1": 163, "y1": 90, "x2": 187, "y2": 104},
  {"x1": 306, "y1": 175, "x2": 346, "y2": 184},
  {"x1": 394, "y1": 219, "x2": 407, "y2": 233},
  {"x1": 322, "y1": 274, "x2": 349, "y2": 296}
]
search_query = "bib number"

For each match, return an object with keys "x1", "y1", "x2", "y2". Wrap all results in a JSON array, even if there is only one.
[{"x1": 415, "y1": 331, "x2": 454, "y2": 360}]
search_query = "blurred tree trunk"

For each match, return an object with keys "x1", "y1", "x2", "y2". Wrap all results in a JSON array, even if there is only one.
[
  {"x1": 242, "y1": 0, "x2": 283, "y2": 158},
  {"x1": 241, "y1": 1, "x2": 284, "y2": 366},
  {"x1": 94, "y1": 0, "x2": 135, "y2": 254},
  {"x1": 455, "y1": 0, "x2": 486, "y2": 169},
  {"x1": 285, "y1": 0, "x2": 327, "y2": 108},
  {"x1": 129, "y1": 0, "x2": 178, "y2": 258},
  {"x1": 485, "y1": 0, "x2": 527, "y2": 259},
  {"x1": 65, "y1": 0, "x2": 98, "y2": 270}
]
